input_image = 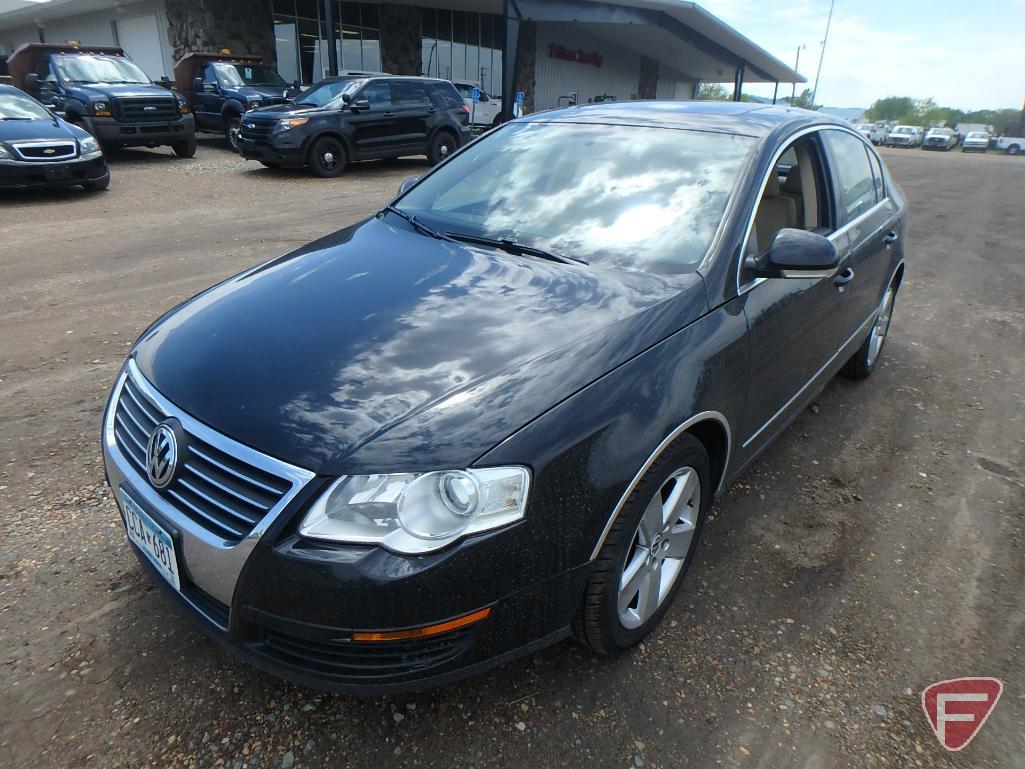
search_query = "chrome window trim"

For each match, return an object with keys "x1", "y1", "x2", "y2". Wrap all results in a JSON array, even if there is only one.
[
  {"x1": 588, "y1": 411, "x2": 731, "y2": 561},
  {"x1": 103, "y1": 359, "x2": 315, "y2": 609},
  {"x1": 735, "y1": 124, "x2": 892, "y2": 297},
  {"x1": 741, "y1": 308, "x2": 877, "y2": 450},
  {"x1": 10, "y1": 139, "x2": 78, "y2": 162}
]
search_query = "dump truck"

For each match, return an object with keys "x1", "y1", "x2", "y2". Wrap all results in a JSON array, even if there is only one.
[
  {"x1": 7, "y1": 43, "x2": 196, "y2": 157},
  {"x1": 174, "y1": 52, "x2": 299, "y2": 151}
]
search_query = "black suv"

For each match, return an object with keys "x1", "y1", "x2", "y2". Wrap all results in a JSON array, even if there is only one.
[{"x1": 237, "y1": 74, "x2": 472, "y2": 177}]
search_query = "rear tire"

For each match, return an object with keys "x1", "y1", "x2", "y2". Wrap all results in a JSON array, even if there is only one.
[
  {"x1": 842, "y1": 280, "x2": 897, "y2": 380},
  {"x1": 1007, "y1": 144, "x2": 1020, "y2": 156},
  {"x1": 428, "y1": 130, "x2": 458, "y2": 165},
  {"x1": 574, "y1": 433, "x2": 711, "y2": 656},
  {"x1": 172, "y1": 136, "x2": 197, "y2": 158},
  {"x1": 308, "y1": 136, "x2": 347, "y2": 178}
]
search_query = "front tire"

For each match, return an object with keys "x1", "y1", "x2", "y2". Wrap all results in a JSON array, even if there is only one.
[
  {"x1": 428, "y1": 130, "x2": 458, "y2": 165},
  {"x1": 308, "y1": 136, "x2": 347, "y2": 178},
  {"x1": 574, "y1": 433, "x2": 711, "y2": 655},
  {"x1": 842, "y1": 281, "x2": 897, "y2": 380},
  {"x1": 172, "y1": 136, "x2": 197, "y2": 158},
  {"x1": 225, "y1": 115, "x2": 242, "y2": 152}
]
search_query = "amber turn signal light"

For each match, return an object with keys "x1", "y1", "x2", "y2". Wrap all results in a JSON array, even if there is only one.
[{"x1": 352, "y1": 607, "x2": 492, "y2": 643}]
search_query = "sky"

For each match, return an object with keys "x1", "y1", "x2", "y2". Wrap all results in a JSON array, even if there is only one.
[{"x1": 701, "y1": 0, "x2": 1025, "y2": 111}]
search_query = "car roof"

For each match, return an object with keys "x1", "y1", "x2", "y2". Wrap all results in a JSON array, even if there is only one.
[{"x1": 518, "y1": 100, "x2": 848, "y2": 138}]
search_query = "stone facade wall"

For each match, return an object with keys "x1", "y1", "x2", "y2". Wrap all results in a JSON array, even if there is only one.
[
  {"x1": 165, "y1": 0, "x2": 276, "y2": 65},
  {"x1": 379, "y1": 4, "x2": 422, "y2": 75},
  {"x1": 514, "y1": 21, "x2": 537, "y2": 113},
  {"x1": 638, "y1": 55, "x2": 659, "y2": 100}
]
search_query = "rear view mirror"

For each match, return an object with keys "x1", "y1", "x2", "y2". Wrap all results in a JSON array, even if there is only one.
[
  {"x1": 746, "y1": 228, "x2": 839, "y2": 279},
  {"x1": 398, "y1": 176, "x2": 420, "y2": 195}
]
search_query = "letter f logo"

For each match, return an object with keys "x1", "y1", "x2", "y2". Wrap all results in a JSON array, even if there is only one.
[{"x1": 922, "y1": 678, "x2": 1002, "y2": 751}]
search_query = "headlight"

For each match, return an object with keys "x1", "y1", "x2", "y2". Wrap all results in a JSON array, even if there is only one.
[
  {"x1": 299, "y1": 467, "x2": 530, "y2": 554},
  {"x1": 91, "y1": 101, "x2": 111, "y2": 117},
  {"x1": 178, "y1": 102, "x2": 191, "y2": 114},
  {"x1": 79, "y1": 136, "x2": 101, "y2": 156},
  {"x1": 274, "y1": 117, "x2": 309, "y2": 131},
  {"x1": 0, "y1": 145, "x2": 11, "y2": 160}
]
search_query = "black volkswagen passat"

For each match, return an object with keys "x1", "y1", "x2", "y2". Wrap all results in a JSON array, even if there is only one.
[
  {"x1": 0, "y1": 84, "x2": 109, "y2": 191},
  {"x1": 103, "y1": 102, "x2": 906, "y2": 693}
]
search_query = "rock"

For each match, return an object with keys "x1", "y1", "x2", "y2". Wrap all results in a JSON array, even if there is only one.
[
  {"x1": 393, "y1": 712, "x2": 405, "y2": 724},
  {"x1": 824, "y1": 720, "x2": 836, "y2": 730},
  {"x1": 871, "y1": 704, "x2": 888, "y2": 717},
  {"x1": 514, "y1": 721, "x2": 527, "y2": 732},
  {"x1": 281, "y1": 750, "x2": 295, "y2": 769}
]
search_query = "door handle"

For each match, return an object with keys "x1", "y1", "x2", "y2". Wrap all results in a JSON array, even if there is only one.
[
  {"x1": 882, "y1": 230, "x2": 899, "y2": 245},
  {"x1": 833, "y1": 267, "x2": 855, "y2": 289}
]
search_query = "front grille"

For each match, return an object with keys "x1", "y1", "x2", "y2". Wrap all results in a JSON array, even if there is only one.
[
  {"x1": 112, "y1": 372, "x2": 293, "y2": 542},
  {"x1": 249, "y1": 625, "x2": 477, "y2": 681},
  {"x1": 239, "y1": 117, "x2": 276, "y2": 145},
  {"x1": 113, "y1": 96, "x2": 178, "y2": 123},
  {"x1": 12, "y1": 142, "x2": 77, "y2": 161}
]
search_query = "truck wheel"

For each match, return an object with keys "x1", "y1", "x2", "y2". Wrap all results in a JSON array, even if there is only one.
[
  {"x1": 172, "y1": 136, "x2": 197, "y2": 158},
  {"x1": 225, "y1": 115, "x2": 242, "y2": 152},
  {"x1": 308, "y1": 137, "x2": 347, "y2": 178},
  {"x1": 82, "y1": 173, "x2": 110, "y2": 192},
  {"x1": 428, "y1": 131, "x2": 457, "y2": 165},
  {"x1": 1008, "y1": 144, "x2": 1021, "y2": 156}
]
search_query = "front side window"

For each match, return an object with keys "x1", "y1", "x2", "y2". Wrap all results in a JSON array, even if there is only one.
[
  {"x1": 55, "y1": 54, "x2": 150, "y2": 85},
  {"x1": 396, "y1": 121, "x2": 755, "y2": 274},
  {"x1": 214, "y1": 63, "x2": 288, "y2": 88},
  {"x1": 294, "y1": 78, "x2": 365, "y2": 108},
  {"x1": 360, "y1": 80, "x2": 392, "y2": 107},
  {"x1": 823, "y1": 130, "x2": 877, "y2": 224}
]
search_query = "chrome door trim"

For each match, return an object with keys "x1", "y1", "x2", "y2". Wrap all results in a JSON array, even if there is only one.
[
  {"x1": 103, "y1": 360, "x2": 315, "y2": 609},
  {"x1": 588, "y1": 411, "x2": 731, "y2": 561},
  {"x1": 741, "y1": 309, "x2": 877, "y2": 450}
]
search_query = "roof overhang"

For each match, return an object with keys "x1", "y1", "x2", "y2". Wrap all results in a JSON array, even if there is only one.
[{"x1": 0, "y1": 0, "x2": 147, "y2": 32}]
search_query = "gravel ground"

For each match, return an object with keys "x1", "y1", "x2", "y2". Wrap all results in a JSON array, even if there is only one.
[{"x1": 0, "y1": 140, "x2": 1023, "y2": 769}]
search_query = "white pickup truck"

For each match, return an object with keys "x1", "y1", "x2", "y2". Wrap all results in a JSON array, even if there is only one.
[{"x1": 994, "y1": 135, "x2": 1025, "y2": 155}]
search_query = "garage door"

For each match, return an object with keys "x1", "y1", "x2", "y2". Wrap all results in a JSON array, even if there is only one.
[{"x1": 116, "y1": 13, "x2": 167, "y2": 81}]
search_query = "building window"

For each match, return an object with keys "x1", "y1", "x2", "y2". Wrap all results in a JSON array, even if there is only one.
[
  {"x1": 273, "y1": 0, "x2": 382, "y2": 84},
  {"x1": 421, "y1": 8, "x2": 502, "y2": 96}
]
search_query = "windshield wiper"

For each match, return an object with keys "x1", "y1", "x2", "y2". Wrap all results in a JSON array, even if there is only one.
[
  {"x1": 445, "y1": 232, "x2": 587, "y2": 265},
  {"x1": 381, "y1": 206, "x2": 454, "y2": 243}
]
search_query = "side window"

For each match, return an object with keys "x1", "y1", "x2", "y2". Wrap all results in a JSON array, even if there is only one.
[
  {"x1": 391, "y1": 81, "x2": 429, "y2": 107},
  {"x1": 360, "y1": 81, "x2": 392, "y2": 108},
  {"x1": 823, "y1": 130, "x2": 877, "y2": 224},
  {"x1": 202, "y1": 65, "x2": 217, "y2": 87},
  {"x1": 867, "y1": 149, "x2": 886, "y2": 202},
  {"x1": 455, "y1": 83, "x2": 473, "y2": 99}
]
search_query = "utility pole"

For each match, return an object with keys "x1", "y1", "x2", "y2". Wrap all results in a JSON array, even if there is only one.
[
  {"x1": 792, "y1": 45, "x2": 805, "y2": 101},
  {"x1": 811, "y1": 0, "x2": 836, "y2": 108}
]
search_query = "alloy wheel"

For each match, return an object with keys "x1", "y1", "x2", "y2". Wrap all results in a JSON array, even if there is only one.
[
  {"x1": 618, "y1": 467, "x2": 700, "y2": 630},
  {"x1": 867, "y1": 286, "x2": 895, "y2": 367}
]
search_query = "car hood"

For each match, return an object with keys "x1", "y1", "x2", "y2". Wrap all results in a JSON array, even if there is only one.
[
  {"x1": 133, "y1": 217, "x2": 708, "y2": 475},
  {"x1": 234, "y1": 85, "x2": 294, "y2": 101},
  {"x1": 0, "y1": 115, "x2": 83, "y2": 142}
]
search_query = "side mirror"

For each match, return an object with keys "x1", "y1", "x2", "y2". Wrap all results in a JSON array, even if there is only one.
[
  {"x1": 24, "y1": 73, "x2": 39, "y2": 91},
  {"x1": 192, "y1": 77, "x2": 204, "y2": 94},
  {"x1": 293, "y1": 80, "x2": 301, "y2": 91},
  {"x1": 479, "y1": 93, "x2": 489, "y2": 103},
  {"x1": 398, "y1": 176, "x2": 420, "y2": 195},
  {"x1": 746, "y1": 229, "x2": 839, "y2": 279},
  {"x1": 351, "y1": 99, "x2": 370, "y2": 112}
]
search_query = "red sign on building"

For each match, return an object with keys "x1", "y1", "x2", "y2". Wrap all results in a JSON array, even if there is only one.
[{"x1": 548, "y1": 45, "x2": 603, "y2": 68}]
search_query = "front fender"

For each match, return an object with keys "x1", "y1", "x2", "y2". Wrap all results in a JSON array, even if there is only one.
[
  {"x1": 220, "y1": 100, "x2": 247, "y2": 121},
  {"x1": 479, "y1": 301, "x2": 749, "y2": 571}
]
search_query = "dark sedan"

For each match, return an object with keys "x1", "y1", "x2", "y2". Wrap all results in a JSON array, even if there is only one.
[
  {"x1": 102, "y1": 102, "x2": 906, "y2": 694},
  {"x1": 0, "y1": 84, "x2": 109, "y2": 191}
]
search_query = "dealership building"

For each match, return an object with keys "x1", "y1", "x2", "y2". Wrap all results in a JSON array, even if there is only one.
[{"x1": 0, "y1": 0, "x2": 802, "y2": 115}]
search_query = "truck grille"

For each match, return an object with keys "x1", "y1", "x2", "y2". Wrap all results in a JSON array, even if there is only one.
[
  {"x1": 239, "y1": 116, "x2": 277, "y2": 145},
  {"x1": 112, "y1": 370, "x2": 294, "y2": 542},
  {"x1": 113, "y1": 96, "x2": 179, "y2": 123}
]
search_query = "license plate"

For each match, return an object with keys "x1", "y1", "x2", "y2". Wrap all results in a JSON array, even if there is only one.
[
  {"x1": 45, "y1": 166, "x2": 71, "y2": 180},
  {"x1": 120, "y1": 491, "x2": 181, "y2": 590}
]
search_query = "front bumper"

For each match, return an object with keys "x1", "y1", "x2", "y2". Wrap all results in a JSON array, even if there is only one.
[
  {"x1": 238, "y1": 135, "x2": 307, "y2": 167},
  {"x1": 86, "y1": 114, "x2": 195, "y2": 147},
  {"x1": 962, "y1": 143, "x2": 988, "y2": 151},
  {"x1": 102, "y1": 361, "x2": 586, "y2": 693},
  {"x1": 0, "y1": 155, "x2": 107, "y2": 189}
]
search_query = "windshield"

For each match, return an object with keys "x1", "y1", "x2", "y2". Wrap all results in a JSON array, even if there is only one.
[
  {"x1": 0, "y1": 91, "x2": 52, "y2": 120},
  {"x1": 396, "y1": 122, "x2": 755, "y2": 275},
  {"x1": 55, "y1": 54, "x2": 150, "y2": 84},
  {"x1": 294, "y1": 78, "x2": 365, "y2": 107},
  {"x1": 215, "y1": 63, "x2": 288, "y2": 88},
  {"x1": 967, "y1": 132, "x2": 987, "y2": 139},
  {"x1": 893, "y1": 127, "x2": 913, "y2": 134}
]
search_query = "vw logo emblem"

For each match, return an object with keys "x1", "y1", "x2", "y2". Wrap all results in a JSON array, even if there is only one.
[{"x1": 146, "y1": 422, "x2": 179, "y2": 489}]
